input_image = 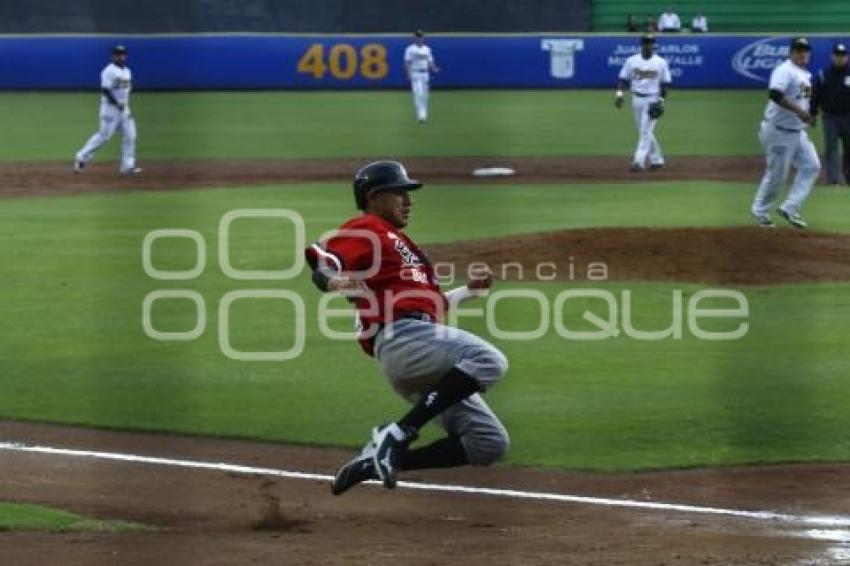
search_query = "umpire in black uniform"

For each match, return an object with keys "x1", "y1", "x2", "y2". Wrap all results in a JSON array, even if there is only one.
[{"x1": 813, "y1": 43, "x2": 850, "y2": 185}]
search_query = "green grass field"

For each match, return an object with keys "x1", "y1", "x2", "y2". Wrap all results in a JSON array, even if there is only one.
[
  {"x1": 0, "y1": 502, "x2": 147, "y2": 532},
  {"x1": 0, "y1": 90, "x2": 779, "y2": 161},
  {"x1": 1, "y1": 90, "x2": 848, "y2": 472}
]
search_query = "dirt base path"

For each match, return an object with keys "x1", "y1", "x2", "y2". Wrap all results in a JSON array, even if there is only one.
[
  {"x1": 1, "y1": 421, "x2": 848, "y2": 565},
  {"x1": 0, "y1": 155, "x2": 763, "y2": 198}
]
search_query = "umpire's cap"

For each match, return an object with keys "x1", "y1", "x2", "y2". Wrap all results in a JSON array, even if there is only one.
[
  {"x1": 353, "y1": 160, "x2": 422, "y2": 210},
  {"x1": 640, "y1": 33, "x2": 656, "y2": 44},
  {"x1": 790, "y1": 37, "x2": 811, "y2": 52},
  {"x1": 112, "y1": 44, "x2": 128, "y2": 55},
  {"x1": 414, "y1": 29, "x2": 424, "y2": 38}
]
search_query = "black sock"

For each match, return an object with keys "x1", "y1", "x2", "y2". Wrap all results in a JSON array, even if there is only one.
[
  {"x1": 399, "y1": 435, "x2": 469, "y2": 471},
  {"x1": 397, "y1": 367, "x2": 480, "y2": 432}
]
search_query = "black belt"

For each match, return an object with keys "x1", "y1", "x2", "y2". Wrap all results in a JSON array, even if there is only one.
[
  {"x1": 632, "y1": 92, "x2": 656, "y2": 98},
  {"x1": 375, "y1": 310, "x2": 433, "y2": 333},
  {"x1": 371, "y1": 310, "x2": 434, "y2": 351},
  {"x1": 775, "y1": 124, "x2": 801, "y2": 133},
  {"x1": 394, "y1": 310, "x2": 434, "y2": 324}
]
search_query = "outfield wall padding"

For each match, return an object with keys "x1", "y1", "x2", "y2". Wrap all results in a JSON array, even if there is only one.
[{"x1": 0, "y1": 34, "x2": 847, "y2": 90}]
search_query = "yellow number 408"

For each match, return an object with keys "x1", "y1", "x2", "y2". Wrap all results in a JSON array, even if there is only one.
[{"x1": 297, "y1": 43, "x2": 388, "y2": 80}]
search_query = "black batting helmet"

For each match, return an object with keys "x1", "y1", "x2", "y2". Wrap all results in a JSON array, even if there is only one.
[
  {"x1": 353, "y1": 160, "x2": 422, "y2": 210},
  {"x1": 790, "y1": 37, "x2": 811, "y2": 52}
]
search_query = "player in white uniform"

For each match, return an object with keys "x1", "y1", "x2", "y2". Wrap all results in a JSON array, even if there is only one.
[
  {"x1": 751, "y1": 37, "x2": 820, "y2": 229},
  {"x1": 74, "y1": 45, "x2": 141, "y2": 174},
  {"x1": 615, "y1": 34, "x2": 672, "y2": 171},
  {"x1": 404, "y1": 30, "x2": 440, "y2": 123},
  {"x1": 657, "y1": 7, "x2": 682, "y2": 32}
]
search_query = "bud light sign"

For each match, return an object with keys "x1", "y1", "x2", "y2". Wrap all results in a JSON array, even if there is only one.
[{"x1": 732, "y1": 38, "x2": 791, "y2": 82}]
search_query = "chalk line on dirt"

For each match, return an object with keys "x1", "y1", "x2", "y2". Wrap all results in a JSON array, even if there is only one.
[{"x1": 2, "y1": 441, "x2": 849, "y2": 529}]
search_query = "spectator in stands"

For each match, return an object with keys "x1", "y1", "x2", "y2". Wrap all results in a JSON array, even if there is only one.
[
  {"x1": 691, "y1": 11, "x2": 708, "y2": 33},
  {"x1": 645, "y1": 16, "x2": 658, "y2": 33},
  {"x1": 658, "y1": 6, "x2": 681, "y2": 32},
  {"x1": 627, "y1": 14, "x2": 639, "y2": 32},
  {"x1": 813, "y1": 43, "x2": 850, "y2": 185}
]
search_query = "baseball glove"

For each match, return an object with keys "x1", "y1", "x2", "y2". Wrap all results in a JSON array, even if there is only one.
[{"x1": 648, "y1": 101, "x2": 664, "y2": 120}]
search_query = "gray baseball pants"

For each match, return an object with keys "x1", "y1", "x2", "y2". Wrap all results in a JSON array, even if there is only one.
[{"x1": 374, "y1": 318, "x2": 509, "y2": 466}]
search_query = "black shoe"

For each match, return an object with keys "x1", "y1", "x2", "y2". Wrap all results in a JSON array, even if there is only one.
[
  {"x1": 630, "y1": 163, "x2": 643, "y2": 172},
  {"x1": 649, "y1": 163, "x2": 664, "y2": 170},
  {"x1": 752, "y1": 213, "x2": 775, "y2": 228},
  {"x1": 331, "y1": 445, "x2": 379, "y2": 496},
  {"x1": 778, "y1": 208, "x2": 807, "y2": 229},
  {"x1": 371, "y1": 423, "x2": 416, "y2": 489}
]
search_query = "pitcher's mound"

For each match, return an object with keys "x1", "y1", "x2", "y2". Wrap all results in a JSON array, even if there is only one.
[{"x1": 428, "y1": 227, "x2": 850, "y2": 285}]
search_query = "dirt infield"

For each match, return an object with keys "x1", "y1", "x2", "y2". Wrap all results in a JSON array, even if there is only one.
[
  {"x1": 1, "y1": 421, "x2": 849, "y2": 565},
  {"x1": 428, "y1": 226, "x2": 850, "y2": 285},
  {"x1": 0, "y1": 155, "x2": 762, "y2": 198}
]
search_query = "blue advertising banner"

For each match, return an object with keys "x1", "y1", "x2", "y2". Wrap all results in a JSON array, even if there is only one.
[{"x1": 0, "y1": 34, "x2": 846, "y2": 90}]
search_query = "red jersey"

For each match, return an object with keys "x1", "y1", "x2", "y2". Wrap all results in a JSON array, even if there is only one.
[{"x1": 309, "y1": 213, "x2": 446, "y2": 355}]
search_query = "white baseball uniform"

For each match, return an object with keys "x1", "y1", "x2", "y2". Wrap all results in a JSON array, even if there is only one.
[
  {"x1": 404, "y1": 43, "x2": 436, "y2": 122},
  {"x1": 658, "y1": 11, "x2": 681, "y2": 32},
  {"x1": 75, "y1": 62, "x2": 138, "y2": 172},
  {"x1": 751, "y1": 59, "x2": 820, "y2": 217},
  {"x1": 618, "y1": 53, "x2": 672, "y2": 168}
]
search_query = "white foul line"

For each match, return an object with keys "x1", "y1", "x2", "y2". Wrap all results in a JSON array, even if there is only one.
[{"x1": 1, "y1": 441, "x2": 849, "y2": 528}]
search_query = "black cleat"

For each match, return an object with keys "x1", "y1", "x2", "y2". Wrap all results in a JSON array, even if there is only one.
[
  {"x1": 649, "y1": 163, "x2": 664, "y2": 170},
  {"x1": 331, "y1": 445, "x2": 379, "y2": 496},
  {"x1": 753, "y1": 213, "x2": 775, "y2": 228},
  {"x1": 778, "y1": 208, "x2": 807, "y2": 229}
]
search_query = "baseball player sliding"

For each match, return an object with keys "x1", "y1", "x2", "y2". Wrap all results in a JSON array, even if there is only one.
[
  {"x1": 305, "y1": 160, "x2": 509, "y2": 495},
  {"x1": 615, "y1": 34, "x2": 672, "y2": 171},
  {"x1": 404, "y1": 31, "x2": 440, "y2": 123},
  {"x1": 751, "y1": 37, "x2": 820, "y2": 229},
  {"x1": 74, "y1": 45, "x2": 141, "y2": 174}
]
